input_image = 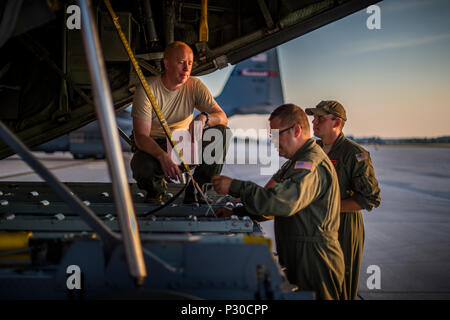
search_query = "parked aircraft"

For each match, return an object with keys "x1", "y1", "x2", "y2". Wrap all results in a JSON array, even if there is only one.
[
  {"x1": 0, "y1": 0, "x2": 381, "y2": 300},
  {"x1": 215, "y1": 48, "x2": 284, "y2": 115}
]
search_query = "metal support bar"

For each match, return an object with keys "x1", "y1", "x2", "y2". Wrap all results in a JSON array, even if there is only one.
[
  {"x1": 257, "y1": 0, "x2": 274, "y2": 29},
  {"x1": 19, "y1": 34, "x2": 95, "y2": 108},
  {"x1": 77, "y1": 0, "x2": 146, "y2": 286},
  {"x1": 0, "y1": 121, "x2": 120, "y2": 253},
  {"x1": 137, "y1": 58, "x2": 161, "y2": 75},
  {"x1": 0, "y1": 0, "x2": 24, "y2": 48},
  {"x1": 59, "y1": 11, "x2": 70, "y2": 118},
  {"x1": 118, "y1": 127, "x2": 132, "y2": 146},
  {"x1": 142, "y1": 0, "x2": 159, "y2": 43},
  {"x1": 163, "y1": 0, "x2": 175, "y2": 46},
  {"x1": 20, "y1": 35, "x2": 132, "y2": 147}
]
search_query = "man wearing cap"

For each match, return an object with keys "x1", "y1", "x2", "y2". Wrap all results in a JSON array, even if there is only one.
[
  {"x1": 130, "y1": 41, "x2": 229, "y2": 203},
  {"x1": 306, "y1": 100, "x2": 381, "y2": 300},
  {"x1": 212, "y1": 104, "x2": 345, "y2": 300}
]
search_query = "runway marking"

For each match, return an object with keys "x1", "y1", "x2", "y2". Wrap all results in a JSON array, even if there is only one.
[
  {"x1": 381, "y1": 180, "x2": 450, "y2": 200},
  {"x1": 0, "y1": 159, "x2": 95, "y2": 180}
]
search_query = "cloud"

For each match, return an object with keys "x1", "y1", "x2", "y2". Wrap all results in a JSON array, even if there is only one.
[{"x1": 353, "y1": 33, "x2": 450, "y2": 54}]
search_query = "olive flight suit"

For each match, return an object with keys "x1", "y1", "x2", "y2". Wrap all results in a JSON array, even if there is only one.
[
  {"x1": 319, "y1": 133, "x2": 381, "y2": 300},
  {"x1": 230, "y1": 138, "x2": 345, "y2": 300}
]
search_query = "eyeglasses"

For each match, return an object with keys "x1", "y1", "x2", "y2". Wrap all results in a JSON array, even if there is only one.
[{"x1": 269, "y1": 124, "x2": 295, "y2": 140}]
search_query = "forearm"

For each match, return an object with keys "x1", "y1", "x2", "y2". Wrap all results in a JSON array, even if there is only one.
[
  {"x1": 207, "y1": 111, "x2": 228, "y2": 127},
  {"x1": 340, "y1": 197, "x2": 363, "y2": 212},
  {"x1": 229, "y1": 179, "x2": 308, "y2": 217}
]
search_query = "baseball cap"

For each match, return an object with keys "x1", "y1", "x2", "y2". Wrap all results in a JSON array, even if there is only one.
[{"x1": 305, "y1": 100, "x2": 347, "y2": 121}]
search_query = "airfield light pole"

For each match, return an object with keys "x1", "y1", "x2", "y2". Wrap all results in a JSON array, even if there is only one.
[{"x1": 77, "y1": 0, "x2": 147, "y2": 286}]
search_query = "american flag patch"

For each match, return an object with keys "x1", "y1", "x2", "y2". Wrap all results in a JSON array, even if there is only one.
[
  {"x1": 294, "y1": 161, "x2": 313, "y2": 170},
  {"x1": 355, "y1": 152, "x2": 369, "y2": 162}
]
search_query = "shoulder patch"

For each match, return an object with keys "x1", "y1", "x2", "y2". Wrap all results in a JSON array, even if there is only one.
[
  {"x1": 355, "y1": 152, "x2": 369, "y2": 162},
  {"x1": 294, "y1": 161, "x2": 313, "y2": 170}
]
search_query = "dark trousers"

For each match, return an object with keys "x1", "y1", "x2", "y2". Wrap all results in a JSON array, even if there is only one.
[
  {"x1": 338, "y1": 211, "x2": 365, "y2": 300},
  {"x1": 130, "y1": 125, "x2": 230, "y2": 199}
]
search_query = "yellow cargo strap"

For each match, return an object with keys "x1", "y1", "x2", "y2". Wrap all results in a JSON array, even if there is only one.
[
  {"x1": 199, "y1": 0, "x2": 209, "y2": 42},
  {"x1": 0, "y1": 231, "x2": 32, "y2": 251},
  {"x1": 0, "y1": 232, "x2": 32, "y2": 262},
  {"x1": 242, "y1": 235, "x2": 272, "y2": 250},
  {"x1": 103, "y1": 0, "x2": 213, "y2": 214}
]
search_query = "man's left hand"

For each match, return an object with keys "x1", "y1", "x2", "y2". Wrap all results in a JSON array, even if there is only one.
[{"x1": 211, "y1": 174, "x2": 232, "y2": 195}]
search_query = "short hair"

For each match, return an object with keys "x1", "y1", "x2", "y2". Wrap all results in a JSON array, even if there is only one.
[
  {"x1": 269, "y1": 104, "x2": 310, "y2": 136},
  {"x1": 164, "y1": 41, "x2": 193, "y2": 60},
  {"x1": 338, "y1": 119, "x2": 346, "y2": 130}
]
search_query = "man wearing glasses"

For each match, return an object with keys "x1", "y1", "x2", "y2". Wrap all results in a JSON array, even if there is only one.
[
  {"x1": 212, "y1": 104, "x2": 345, "y2": 300},
  {"x1": 306, "y1": 100, "x2": 381, "y2": 300}
]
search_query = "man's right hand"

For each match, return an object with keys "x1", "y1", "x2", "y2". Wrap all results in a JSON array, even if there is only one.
[
  {"x1": 215, "y1": 207, "x2": 234, "y2": 218},
  {"x1": 158, "y1": 153, "x2": 183, "y2": 181}
]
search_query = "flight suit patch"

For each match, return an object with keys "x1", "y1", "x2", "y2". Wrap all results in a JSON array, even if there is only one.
[
  {"x1": 331, "y1": 159, "x2": 337, "y2": 166},
  {"x1": 294, "y1": 161, "x2": 312, "y2": 170},
  {"x1": 355, "y1": 152, "x2": 369, "y2": 162}
]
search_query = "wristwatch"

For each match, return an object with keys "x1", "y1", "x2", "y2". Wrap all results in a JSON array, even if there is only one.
[{"x1": 200, "y1": 112, "x2": 209, "y2": 126}]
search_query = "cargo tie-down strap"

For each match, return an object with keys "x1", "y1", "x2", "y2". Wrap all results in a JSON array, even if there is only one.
[{"x1": 103, "y1": 0, "x2": 213, "y2": 215}]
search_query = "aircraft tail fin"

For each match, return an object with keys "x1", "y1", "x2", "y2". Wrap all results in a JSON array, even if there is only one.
[{"x1": 215, "y1": 48, "x2": 284, "y2": 115}]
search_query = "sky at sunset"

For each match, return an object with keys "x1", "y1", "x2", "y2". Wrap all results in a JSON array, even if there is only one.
[{"x1": 199, "y1": 0, "x2": 450, "y2": 139}]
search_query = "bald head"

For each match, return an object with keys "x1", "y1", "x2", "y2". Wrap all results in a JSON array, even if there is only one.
[
  {"x1": 162, "y1": 41, "x2": 194, "y2": 90},
  {"x1": 164, "y1": 41, "x2": 193, "y2": 60}
]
